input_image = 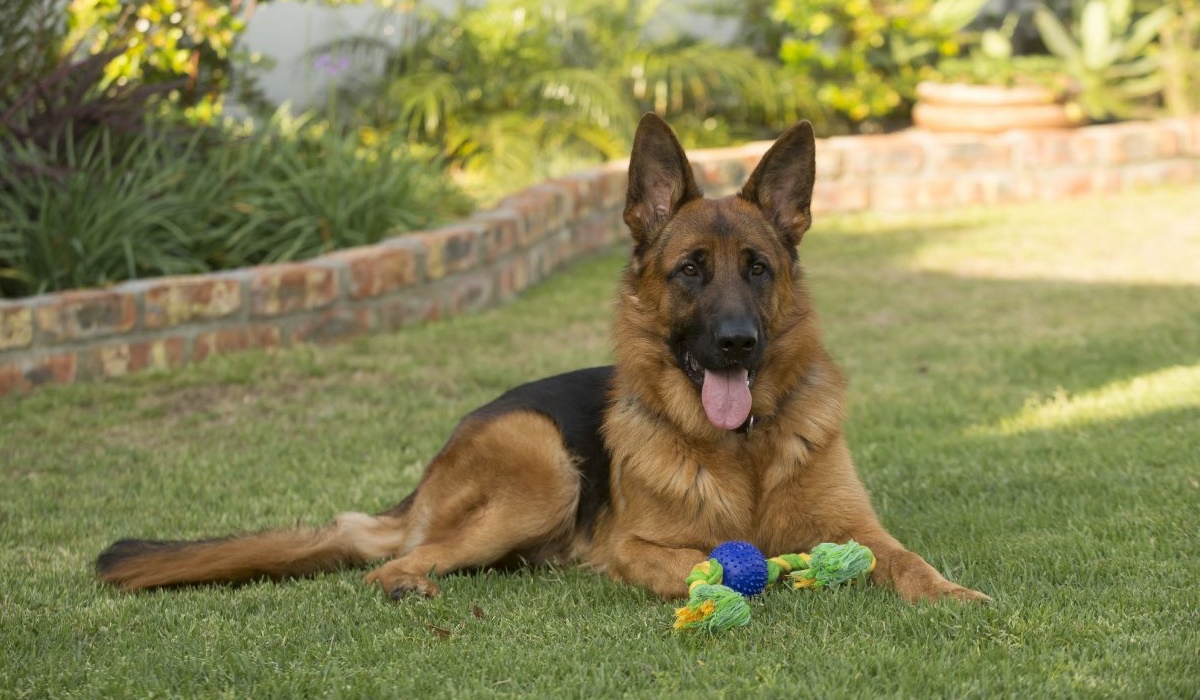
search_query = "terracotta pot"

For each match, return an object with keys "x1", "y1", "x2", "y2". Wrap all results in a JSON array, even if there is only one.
[{"x1": 912, "y1": 81, "x2": 1083, "y2": 133}]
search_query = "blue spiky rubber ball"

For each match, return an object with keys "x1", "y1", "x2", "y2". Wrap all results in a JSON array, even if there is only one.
[{"x1": 710, "y1": 541, "x2": 768, "y2": 596}]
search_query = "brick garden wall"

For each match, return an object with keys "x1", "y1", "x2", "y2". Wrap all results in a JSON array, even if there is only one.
[{"x1": 3, "y1": 118, "x2": 1199, "y2": 394}]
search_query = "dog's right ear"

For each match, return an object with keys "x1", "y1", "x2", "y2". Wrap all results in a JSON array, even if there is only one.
[{"x1": 623, "y1": 113, "x2": 702, "y2": 251}]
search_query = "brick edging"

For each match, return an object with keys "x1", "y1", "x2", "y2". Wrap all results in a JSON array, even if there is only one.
[{"x1": 3, "y1": 118, "x2": 1199, "y2": 394}]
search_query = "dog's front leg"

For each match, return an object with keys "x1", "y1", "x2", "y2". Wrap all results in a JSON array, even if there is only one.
[
  {"x1": 844, "y1": 528, "x2": 992, "y2": 603},
  {"x1": 603, "y1": 535, "x2": 709, "y2": 600}
]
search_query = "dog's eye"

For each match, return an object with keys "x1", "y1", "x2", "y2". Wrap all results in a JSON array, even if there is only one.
[
  {"x1": 680, "y1": 261, "x2": 700, "y2": 277},
  {"x1": 750, "y1": 261, "x2": 768, "y2": 276}
]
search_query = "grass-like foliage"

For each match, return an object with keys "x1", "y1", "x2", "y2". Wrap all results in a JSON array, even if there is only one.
[
  {"x1": 186, "y1": 113, "x2": 474, "y2": 269},
  {"x1": 2, "y1": 187, "x2": 1198, "y2": 697},
  {"x1": 0, "y1": 115, "x2": 471, "y2": 298}
]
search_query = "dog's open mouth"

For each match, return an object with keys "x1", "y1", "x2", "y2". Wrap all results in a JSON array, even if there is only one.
[{"x1": 682, "y1": 351, "x2": 755, "y2": 431}]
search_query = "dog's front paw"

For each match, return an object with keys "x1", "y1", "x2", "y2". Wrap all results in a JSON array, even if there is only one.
[
  {"x1": 880, "y1": 550, "x2": 991, "y2": 604},
  {"x1": 895, "y1": 569, "x2": 992, "y2": 604},
  {"x1": 364, "y1": 564, "x2": 441, "y2": 600},
  {"x1": 933, "y1": 581, "x2": 992, "y2": 603}
]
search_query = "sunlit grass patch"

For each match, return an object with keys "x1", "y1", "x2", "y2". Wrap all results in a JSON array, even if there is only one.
[
  {"x1": 899, "y1": 186, "x2": 1200, "y2": 285},
  {"x1": 972, "y1": 363, "x2": 1200, "y2": 436}
]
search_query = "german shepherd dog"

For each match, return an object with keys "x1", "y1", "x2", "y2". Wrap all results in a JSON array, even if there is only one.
[{"x1": 97, "y1": 114, "x2": 988, "y2": 604}]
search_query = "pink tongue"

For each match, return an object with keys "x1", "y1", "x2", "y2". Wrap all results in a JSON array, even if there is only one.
[{"x1": 701, "y1": 368, "x2": 752, "y2": 431}]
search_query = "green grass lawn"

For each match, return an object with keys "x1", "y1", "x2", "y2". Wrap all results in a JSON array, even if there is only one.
[{"x1": 3, "y1": 186, "x2": 1198, "y2": 698}]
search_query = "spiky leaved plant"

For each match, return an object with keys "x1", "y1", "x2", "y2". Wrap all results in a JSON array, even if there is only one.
[{"x1": 1033, "y1": 0, "x2": 1172, "y2": 120}]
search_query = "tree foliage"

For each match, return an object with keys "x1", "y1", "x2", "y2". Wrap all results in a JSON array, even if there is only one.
[{"x1": 65, "y1": 0, "x2": 252, "y2": 122}]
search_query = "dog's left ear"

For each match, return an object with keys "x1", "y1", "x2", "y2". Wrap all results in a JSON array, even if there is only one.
[{"x1": 740, "y1": 121, "x2": 816, "y2": 248}]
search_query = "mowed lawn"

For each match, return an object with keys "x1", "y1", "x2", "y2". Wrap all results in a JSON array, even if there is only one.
[{"x1": 2, "y1": 185, "x2": 1198, "y2": 698}]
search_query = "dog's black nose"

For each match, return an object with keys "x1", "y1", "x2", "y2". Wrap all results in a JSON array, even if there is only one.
[{"x1": 716, "y1": 318, "x2": 758, "y2": 363}]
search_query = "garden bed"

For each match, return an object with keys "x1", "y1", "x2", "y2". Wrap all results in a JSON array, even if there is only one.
[{"x1": 2, "y1": 117, "x2": 1199, "y2": 394}]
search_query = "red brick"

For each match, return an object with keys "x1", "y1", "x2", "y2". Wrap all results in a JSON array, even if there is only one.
[
  {"x1": 516, "y1": 194, "x2": 556, "y2": 246},
  {"x1": 929, "y1": 136, "x2": 1013, "y2": 171},
  {"x1": 1099, "y1": 123, "x2": 1160, "y2": 164},
  {"x1": 142, "y1": 276, "x2": 242, "y2": 329},
  {"x1": 419, "y1": 225, "x2": 483, "y2": 280},
  {"x1": 1185, "y1": 116, "x2": 1200, "y2": 155},
  {"x1": 92, "y1": 344, "x2": 130, "y2": 378},
  {"x1": 494, "y1": 255, "x2": 532, "y2": 300},
  {"x1": 595, "y1": 162, "x2": 629, "y2": 208},
  {"x1": 815, "y1": 143, "x2": 843, "y2": 181},
  {"x1": 553, "y1": 173, "x2": 604, "y2": 216},
  {"x1": 471, "y1": 210, "x2": 523, "y2": 263},
  {"x1": 571, "y1": 213, "x2": 620, "y2": 253},
  {"x1": 92, "y1": 337, "x2": 186, "y2": 378},
  {"x1": 973, "y1": 174, "x2": 1025, "y2": 205},
  {"x1": 136, "y1": 337, "x2": 186, "y2": 371},
  {"x1": 324, "y1": 243, "x2": 420, "y2": 300},
  {"x1": 1006, "y1": 130, "x2": 1080, "y2": 168},
  {"x1": 0, "y1": 362, "x2": 26, "y2": 394},
  {"x1": 692, "y1": 150, "x2": 749, "y2": 195},
  {"x1": 378, "y1": 294, "x2": 442, "y2": 330},
  {"x1": 553, "y1": 229, "x2": 577, "y2": 268},
  {"x1": 0, "y1": 354, "x2": 76, "y2": 393},
  {"x1": 34, "y1": 290, "x2": 137, "y2": 343},
  {"x1": 442, "y1": 272, "x2": 494, "y2": 315},
  {"x1": 867, "y1": 178, "x2": 920, "y2": 212},
  {"x1": 0, "y1": 303, "x2": 33, "y2": 351},
  {"x1": 1152, "y1": 121, "x2": 1186, "y2": 158},
  {"x1": 812, "y1": 180, "x2": 870, "y2": 214},
  {"x1": 91, "y1": 343, "x2": 184, "y2": 381},
  {"x1": 522, "y1": 183, "x2": 576, "y2": 229},
  {"x1": 1035, "y1": 168, "x2": 1119, "y2": 200},
  {"x1": 834, "y1": 135, "x2": 925, "y2": 175},
  {"x1": 193, "y1": 325, "x2": 282, "y2": 362},
  {"x1": 248, "y1": 264, "x2": 338, "y2": 317},
  {"x1": 919, "y1": 176, "x2": 969, "y2": 208},
  {"x1": 290, "y1": 307, "x2": 374, "y2": 344},
  {"x1": 1120, "y1": 160, "x2": 1200, "y2": 189}
]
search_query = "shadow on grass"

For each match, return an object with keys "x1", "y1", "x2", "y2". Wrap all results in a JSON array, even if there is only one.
[{"x1": 809, "y1": 208, "x2": 1199, "y2": 430}]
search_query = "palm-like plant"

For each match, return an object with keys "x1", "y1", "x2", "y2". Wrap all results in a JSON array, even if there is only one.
[
  {"x1": 315, "y1": 0, "x2": 816, "y2": 198},
  {"x1": 1033, "y1": 0, "x2": 1172, "y2": 120}
]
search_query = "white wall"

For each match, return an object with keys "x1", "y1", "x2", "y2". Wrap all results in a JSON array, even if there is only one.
[
  {"x1": 240, "y1": 1, "x2": 414, "y2": 108},
  {"x1": 239, "y1": 0, "x2": 733, "y2": 110}
]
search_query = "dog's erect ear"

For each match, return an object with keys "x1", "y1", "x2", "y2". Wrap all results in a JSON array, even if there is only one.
[
  {"x1": 624, "y1": 113, "x2": 702, "y2": 249},
  {"x1": 740, "y1": 121, "x2": 816, "y2": 248}
]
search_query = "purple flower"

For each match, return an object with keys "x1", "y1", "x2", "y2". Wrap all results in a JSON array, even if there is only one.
[{"x1": 314, "y1": 53, "x2": 351, "y2": 76}]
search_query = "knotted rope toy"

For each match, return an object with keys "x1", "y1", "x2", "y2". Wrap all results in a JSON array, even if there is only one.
[{"x1": 672, "y1": 540, "x2": 876, "y2": 633}]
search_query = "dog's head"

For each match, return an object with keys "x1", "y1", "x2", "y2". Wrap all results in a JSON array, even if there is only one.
[{"x1": 616, "y1": 113, "x2": 817, "y2": 433}]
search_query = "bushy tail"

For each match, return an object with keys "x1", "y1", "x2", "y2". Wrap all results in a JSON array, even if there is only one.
[{"x1": 96, "y1": 524, "x2": 370, "y2": 591}]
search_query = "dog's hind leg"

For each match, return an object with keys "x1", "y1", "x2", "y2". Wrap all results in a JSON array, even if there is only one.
[{"x1": 353, "y1": 410, "x2": 582, "y2": 599}]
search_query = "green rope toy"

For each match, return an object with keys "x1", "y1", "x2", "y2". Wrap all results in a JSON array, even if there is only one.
[{"x1": 672, "y1": 540, "x2": 876, "y2": 633}]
